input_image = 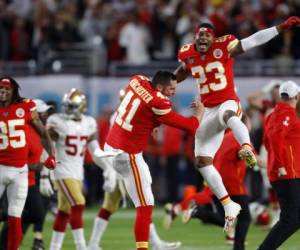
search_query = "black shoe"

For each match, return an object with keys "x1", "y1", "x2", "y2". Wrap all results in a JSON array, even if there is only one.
[{"x1": 32, "y1": 239, "x2": 45, "y2": 250}]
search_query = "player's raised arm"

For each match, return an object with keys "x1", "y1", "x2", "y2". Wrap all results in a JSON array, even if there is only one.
[
  {"x1": 229, "y1": 16, "x2": 300, "y2": 57},
  {"x1": 174, "y1": 62, "x2": 190, "y2": 84}
]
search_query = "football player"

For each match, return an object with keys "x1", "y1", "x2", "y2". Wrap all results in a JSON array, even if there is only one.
[
  {"x1": 174, "y1": 16, "x2": 300, "y2": 231},
  {"x1": 88, "y1": 90, "x2": 181, "y2": 250},
  {"x1": 0, "y1": 77, "x2": 55, "y2": 250},
  {"x1": 0, "y1": 99, "x2": 53, "y2": 250},
  {"x1": 48, "y1": 89, "x2": 116, "y2": 250},
  {"x1": 102, "y1": 71, "x2": 204, "y2": 250}
]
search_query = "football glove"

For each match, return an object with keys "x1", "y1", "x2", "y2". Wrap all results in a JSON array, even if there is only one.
[
  {"x1": 39, "y1": 168, "x2": 54, "y2": 197},
  {"x1": 280, "y1": 16, "x2": 300, "y2": 30},
  {"x1": 44, "y1": 155, "x2": 56, "y2": 170}
]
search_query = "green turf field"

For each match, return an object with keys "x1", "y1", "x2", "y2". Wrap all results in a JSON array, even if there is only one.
[{"x1": 21, "y1": 208, "x2": 300, "y2": 250}]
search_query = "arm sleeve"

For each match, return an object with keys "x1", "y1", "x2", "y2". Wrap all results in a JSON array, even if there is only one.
[
  {"x1": 156, "y1": 111, "x2": 199, "y2": 135},
  {"x1": 241, "y1": 26, "x2": 278, "y2": 52}
]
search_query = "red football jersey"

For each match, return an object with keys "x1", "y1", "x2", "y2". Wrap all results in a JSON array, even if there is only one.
[
  {"x1": 27, "y1": 125, "x2": 43, "y2": 186},
  {"x1": 0, "y1": 99, "x2": 36, "y2": 167},
  {"x1": 178, "y1": 35, "x2": 240, "y2": 107},
  {"x1": 106, "y1": 75, "x2": 199, "y2": 154},
  {"x1": 214, "y1": 131, "x2": 247, "y2": 196},
  {"x1": 264, "y1": 102, "x2": 300, "y2": 182}
]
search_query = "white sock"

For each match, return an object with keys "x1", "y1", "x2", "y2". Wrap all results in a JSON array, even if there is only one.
[
  {"x1": 149, "y1": 223, "x2": 162, "y2": 245},
  {"x1": 50, "y1": 231, "x2": 65, "y2": 250},
  {"x1": 88, "y1": 217, "x2": 108, "y2": 247},
  {"x1": 226, "y1": 116, "x2": 250, "y2": 145},
  {"x1": 198, "y1": 165, "x2": 228, "y2": 200},
  {"x1": 72, "y1": 228, "x2": 87, "y2": 250}
]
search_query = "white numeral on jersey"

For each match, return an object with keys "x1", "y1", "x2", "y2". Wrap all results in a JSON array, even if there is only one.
[
  {"x1": 115, "y1": 90, "x2": 141, "y2": 132},
  {"x1": 191, "y1": 61, "x2": 227, "y2": 94},
  {"x1": 0, "y1": 119, "x2": 26, "y2": 150}
]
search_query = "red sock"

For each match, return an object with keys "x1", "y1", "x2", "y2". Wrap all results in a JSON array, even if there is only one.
[
  {"x1": 8, "y1": 216, "x2": 22, "y2": 250},
  {"x1": 70, "y1": 205, "x2": 85, "y2": 229},
  {"x1": 135, "y1": 205, "x2": 153, "y2": 250},
  {"x1": 98, "y1": 208, "x2": 112, "y2": 221},
  {"x1": 53, "y1": 210, "x2": 70, "y2": 232}
]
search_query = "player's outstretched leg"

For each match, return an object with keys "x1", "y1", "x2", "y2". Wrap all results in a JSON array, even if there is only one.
[
  {"x1": 150, "y1": 223, "x2": 181, "y2": 250},
  {"x1": 196, "y1": 157, "x2": 241, "y2": 232},
  {"x1": 226, "y1": 114, "x2": 257, "y2": 167}
]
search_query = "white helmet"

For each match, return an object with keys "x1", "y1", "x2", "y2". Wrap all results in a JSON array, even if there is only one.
[{"x1": 62, "y1": 88, "x2": 87, "y2": 119}]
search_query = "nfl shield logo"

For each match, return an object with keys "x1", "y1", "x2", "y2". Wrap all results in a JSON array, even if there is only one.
[{"x1": 213, "y1": 49, "x2": 223, "y2": 59}]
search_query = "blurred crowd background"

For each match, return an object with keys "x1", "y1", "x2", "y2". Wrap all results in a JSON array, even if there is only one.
[
  {"x1": 0, "y1": 0, "x2": 299, "y2": 208},
  {"x1": 0, "y1": 0, "x2": 300, "y2": 75}
]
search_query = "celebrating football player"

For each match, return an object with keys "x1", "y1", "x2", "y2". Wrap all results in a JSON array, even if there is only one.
[
  {"x1": 102, "y1": 71, "x2": 204, "y2": 250},
  {"x1": 0, "y1": 77, "x2": 55, "y2": 250},
  {"x1": 88, "y1": 89, "x2": 181, "y2": 250},
  {"x1": 48, "y1": 89, "x2": 116, "y2": 250},
  {"x1": 174, "y1": 16, "x2": 300, "y2": 231}
]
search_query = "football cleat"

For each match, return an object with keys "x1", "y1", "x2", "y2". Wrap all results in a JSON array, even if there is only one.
[
  {"x1": 181, "y1": 202, "x2": 197, "y2": 224},
  {"x1": 163, "y1": 203, "x2": 179, "y2": 230},
  {"x1": 238, "y1": 144, "x2": 257, "y2": 168},
  {"x1": 152, "y1": 241, "x2": 182, "y2": 250},
  {"x1": 223, "y1": 201, "x2": 241, "y2": 233},
  {"x1": 31, "y1": 239, "x2": 45, "y2": 250}
]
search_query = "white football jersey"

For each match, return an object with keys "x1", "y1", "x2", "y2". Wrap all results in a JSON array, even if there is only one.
[{"x1": 47, "y1": 113, "x2": 97, "y2": 180}]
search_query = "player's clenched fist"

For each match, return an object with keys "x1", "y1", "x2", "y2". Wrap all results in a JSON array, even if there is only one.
[
  {"x1": 280, "y1": 16, "x2": 300, "y2": 30},
  {"x1": 191, "y1": 100, "x2": 205, "y2": 123},
  {"x1": 44, "y1": 155, "x2": 56, "y2": 170}
]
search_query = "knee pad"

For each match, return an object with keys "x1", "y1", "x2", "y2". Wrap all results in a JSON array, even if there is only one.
[{"x1": 8, "y1": 189, "x2": 27, "y2": 217}]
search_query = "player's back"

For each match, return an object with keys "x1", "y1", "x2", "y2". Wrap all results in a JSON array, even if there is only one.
[
  {"x1": 107, "y1": 75, "x2": 171, "y2": 154},
  {"x1": 178, "y1": 35, "x2": 239, "y2": 107},
  {"x1": 0, "y1": 99, "x2": 36, "y2": 167},
  {"x1": 47, "y1": 113, "x2": 97, "y2": 180}
]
